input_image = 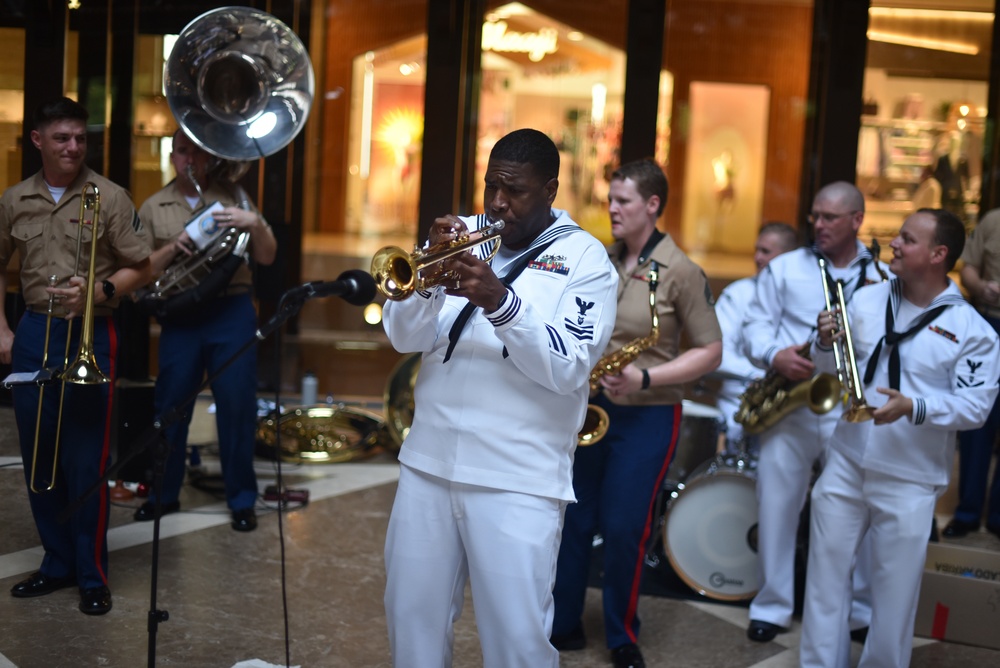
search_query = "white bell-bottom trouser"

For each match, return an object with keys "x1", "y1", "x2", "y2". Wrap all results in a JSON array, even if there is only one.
[
  {"x1": 749, "y1": 411, "x2": 872, "y2": 630},
  {"x1": 800, "y1": 449, "x2": 940, "y2": 668},
  {"x1": 385, "y1": 464, "x2": 565, "y2": 668}
]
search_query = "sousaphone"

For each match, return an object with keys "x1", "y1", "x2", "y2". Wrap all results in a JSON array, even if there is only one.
[{"x1": 144, "y1": 7, "x2": 315, "y2": 317}]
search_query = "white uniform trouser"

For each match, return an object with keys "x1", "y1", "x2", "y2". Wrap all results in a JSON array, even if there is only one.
[
  {"x1": 801, "y1": 449, "x2": 939, "y2": 668},
  {"x1": 749, "y1": 410, "x2": 872, "y2": 629},
  {"x1": 384, "y1": 464, "x2": 564, "y2": 668}
]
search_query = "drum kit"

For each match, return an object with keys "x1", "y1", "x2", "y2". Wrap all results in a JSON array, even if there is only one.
[{"x1": 651, "y1": 372, "x2": 762, "y2": 602}]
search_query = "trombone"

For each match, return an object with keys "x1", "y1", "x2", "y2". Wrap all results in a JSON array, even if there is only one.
[
  {"x1": 818, "y1": 257, "x2": 875, "y2": 423},
  {"x1": 28, "y1": 182, "x2": 111, "y2": 492},
  {"x1": 371, "y1": 220, "x2": 505, "y2": 300}
]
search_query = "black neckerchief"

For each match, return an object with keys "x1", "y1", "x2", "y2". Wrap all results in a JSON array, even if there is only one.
[
  {"x1": 863, "y1": 283, "x2": 949, "y2": 390},
  {"x1": 813, "y1": 246, "x2": 870, "y2": 303},
  {"x1": 443, "y1": 224, "x2": 577, "y2": 363}
]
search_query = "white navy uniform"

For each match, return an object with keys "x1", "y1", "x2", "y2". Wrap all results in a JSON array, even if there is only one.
[
  {"x1": 715, "y1": 275, "x2": 762, "y2": 447},
  {"x1": 801, "y1": 279, "x2": 1000, "y2": 668},
  {"x1": 382, "y1": 209, "x2": 618, "y2": 667},
  {"x1": 742, "y1": 242, "x2": 886, "y2": 630}
]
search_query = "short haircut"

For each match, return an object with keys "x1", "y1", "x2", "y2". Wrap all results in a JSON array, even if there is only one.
[
  {"x1": 917, "y1": 207, "x2": 965, "y2": 271},
  {"x1": 815, "y1": 181, "x2": 865, "y2": 214},
  {"x1": 489, "y1": 129, "x2": 560, "y2": 182},
  {"x1": 758, "y1": 221, "x2": 798, "y2": 252},
  {"x1": 612, "y1": 158, "x2": 669, "y2": 217},
  {"x1": 34, "y1": 97, "x2": 88, "y2": 132}
]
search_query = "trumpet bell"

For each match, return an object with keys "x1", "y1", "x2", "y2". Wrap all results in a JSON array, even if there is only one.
[
  {"x1": 371, "y1": 246, "x2": 417, "y2": 301},
  {"x1": 165, "y1": 6, "x2": 315, "y2": 161}
]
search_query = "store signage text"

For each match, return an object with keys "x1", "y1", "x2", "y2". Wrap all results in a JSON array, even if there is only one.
[{"x1": 482, "y1": 21, "x2": 559, "y2": 62}]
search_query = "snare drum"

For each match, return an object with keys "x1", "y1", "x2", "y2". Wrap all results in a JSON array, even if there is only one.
[
  {"x1": 666, "y1": 401, "x2": 724, "y2": 485},
  {"x1": 663, "y1": 455, "x2": 759, "y2": 601}
]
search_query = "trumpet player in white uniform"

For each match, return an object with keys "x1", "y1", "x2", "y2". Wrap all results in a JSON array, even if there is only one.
[
  {"x1": 381, "y1": 129, "x2": 617, "y2": 668},
  {"x1": 741, "y1": 182, "x2": 883, "y2": 642},
  {"x1": 801, "y1": 208, "x2": 1000, "y2": 667}
]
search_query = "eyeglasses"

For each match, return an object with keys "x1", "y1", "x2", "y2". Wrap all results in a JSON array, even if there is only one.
[{"x1": 808, "y1": 210, "x2": 859, "y2": 226}]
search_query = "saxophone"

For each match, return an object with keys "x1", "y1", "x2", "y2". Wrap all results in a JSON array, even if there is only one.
[
  {"x1": 732, "y1": 343, "x2": 842, "y2": 435},
  {"x1": 578, "y1": 262, "x2": 660, "y2": 445},
  {"x1": 734, "y1": 241, "x2": 886, "y2": 435}
]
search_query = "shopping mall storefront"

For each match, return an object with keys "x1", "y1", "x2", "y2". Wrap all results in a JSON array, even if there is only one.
[{"x1": 0, "y1": 0, "x2": 997, "y2": 389}]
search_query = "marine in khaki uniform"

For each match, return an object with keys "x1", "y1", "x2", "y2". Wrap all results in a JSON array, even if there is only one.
[
  {"x1": 552, "y1": 158, "x2": 722, "y2": 668},
  {"x1": 133, "y1": 128, "x2": 276, "y2": 532},
  {"x1": 2, "y1": 97, "x2": 152, "y2": 615}
]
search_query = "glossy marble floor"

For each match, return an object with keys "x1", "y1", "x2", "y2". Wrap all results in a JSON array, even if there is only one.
[{"x1": 1, "y1": 400, "x2": 999, "y2": 668}]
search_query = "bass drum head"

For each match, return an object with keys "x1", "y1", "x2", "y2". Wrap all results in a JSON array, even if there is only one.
[{"x1": 664, "y1": 467, "x2": 759, "y2": 601}]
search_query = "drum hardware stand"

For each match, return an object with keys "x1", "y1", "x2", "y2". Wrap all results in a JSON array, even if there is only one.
[{"x1": 61, "y1": 280, "x2": 368, "y2": 667}]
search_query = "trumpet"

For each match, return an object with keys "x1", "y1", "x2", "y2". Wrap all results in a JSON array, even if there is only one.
[
  {"x1": 371, "y1": 220, "x2": 505, "y2": 300},
  {"x1": 819, "y1": 258, "x2": 874, "y2": 423},
  {"x1": 27, "y1": 182, "x2": 110, "y2": 492}
]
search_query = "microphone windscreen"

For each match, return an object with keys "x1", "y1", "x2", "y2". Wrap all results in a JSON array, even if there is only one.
[{"x1": 338, "y1": 269, "x2": 377, "y2": 306}]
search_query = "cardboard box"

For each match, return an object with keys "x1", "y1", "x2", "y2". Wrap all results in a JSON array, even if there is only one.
[{"x1": 913, "y1": 542, "x2": 1000, "y2": 651}]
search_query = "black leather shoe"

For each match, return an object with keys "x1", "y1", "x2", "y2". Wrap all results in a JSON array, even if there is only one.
[
  {"x1": 850, "y1": 626, "x2": 869, "y2": 643},
  {"x1": 747, "y1": 619, "x2": 783, "y2": 642},
  {"x1": 79, "y1": 586, "x2": 112, "y2": 615},
  {"x1": 231, "y1": 507, "x2": 257, "y2": 532},
  {"x1": 610, "y1": 643, "x2": 645, "y2": 668},
  {"x1": 550, "y1": 624, "x2": 586, "y2": 651},
  {"x1": 10, "y1": 572, "x2": 76, "y2": 598},
  {"x1": 941, "y1": 519, "x2": 980, "y2": 538},
  {"x1": 133, "y1": 500, "x2": 180, "y2": 522}
]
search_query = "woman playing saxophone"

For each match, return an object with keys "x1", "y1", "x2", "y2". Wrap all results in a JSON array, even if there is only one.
[{"x1": 550, "y1": 159, "x2": 722, "y2": 665}]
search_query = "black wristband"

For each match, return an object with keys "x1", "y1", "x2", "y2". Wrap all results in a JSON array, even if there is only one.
[{"x1": 641, "y1": 368, "x2": 651, "y2": 390}]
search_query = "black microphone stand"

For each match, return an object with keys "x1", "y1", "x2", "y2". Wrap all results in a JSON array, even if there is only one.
[{"x1": 64, "y1": 284, "x2": 315, "y2": 667}]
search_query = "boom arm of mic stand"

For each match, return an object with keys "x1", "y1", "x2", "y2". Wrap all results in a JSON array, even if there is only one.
[{"x1": 60, "y1": 286, "x2": 312, "y2": 523}]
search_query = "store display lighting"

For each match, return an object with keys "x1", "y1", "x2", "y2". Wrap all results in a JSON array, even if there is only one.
[
  {"x1": 869, "y1": 8, "x2": 993, "y2": 23},
  {"x1": 866, "y1": 30, "x2": 979, "y2": 56}
]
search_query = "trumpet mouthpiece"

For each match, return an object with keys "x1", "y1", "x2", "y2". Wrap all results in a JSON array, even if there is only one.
[{"x1": 490, "y1": 219, "x2": 505, "y2": 230}]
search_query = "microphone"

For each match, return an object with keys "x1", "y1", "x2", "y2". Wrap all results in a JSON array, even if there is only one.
[{"x1": 303, "y1": 269, "x2": 377, "y2": 305}]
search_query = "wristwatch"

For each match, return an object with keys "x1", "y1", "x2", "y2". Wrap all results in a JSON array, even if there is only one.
[{"x1": 102, "y1": 279, "x2": 116, "y2": 300}]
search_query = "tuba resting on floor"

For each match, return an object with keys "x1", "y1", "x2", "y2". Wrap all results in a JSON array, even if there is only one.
[
  {"x1": 255, "y1": 404, "x2": 391, "y2": 464},
  {"x1": 141, "y1": 7, "x2": 315, "y2": 318}
]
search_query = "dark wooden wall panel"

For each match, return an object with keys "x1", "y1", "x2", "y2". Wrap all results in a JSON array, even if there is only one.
[{"x1": 663, "y1": 1, "x2": 814, "y2": 241}]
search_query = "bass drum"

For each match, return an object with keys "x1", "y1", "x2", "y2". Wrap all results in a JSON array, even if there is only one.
[
  {"x1": 663, "y1": 455, "x2": 759, "y2": 601},
  {"x1": 666, "y1": 400, "x2": 724, "y2": 485}
]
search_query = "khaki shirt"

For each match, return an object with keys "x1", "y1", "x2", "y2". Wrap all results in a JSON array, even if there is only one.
[
  {"x1": 0, "y1": 167, "x2": 151, "y2": 316},
  {"x1": 138, "y1": 180, "x2": 268, "y2": 290},
  {"x1": 605, "y1": 233, "x2": 722, "y2": 406},
  {"x1": 962, "y1": 208, "x2": 1000, "y2": 314}
]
